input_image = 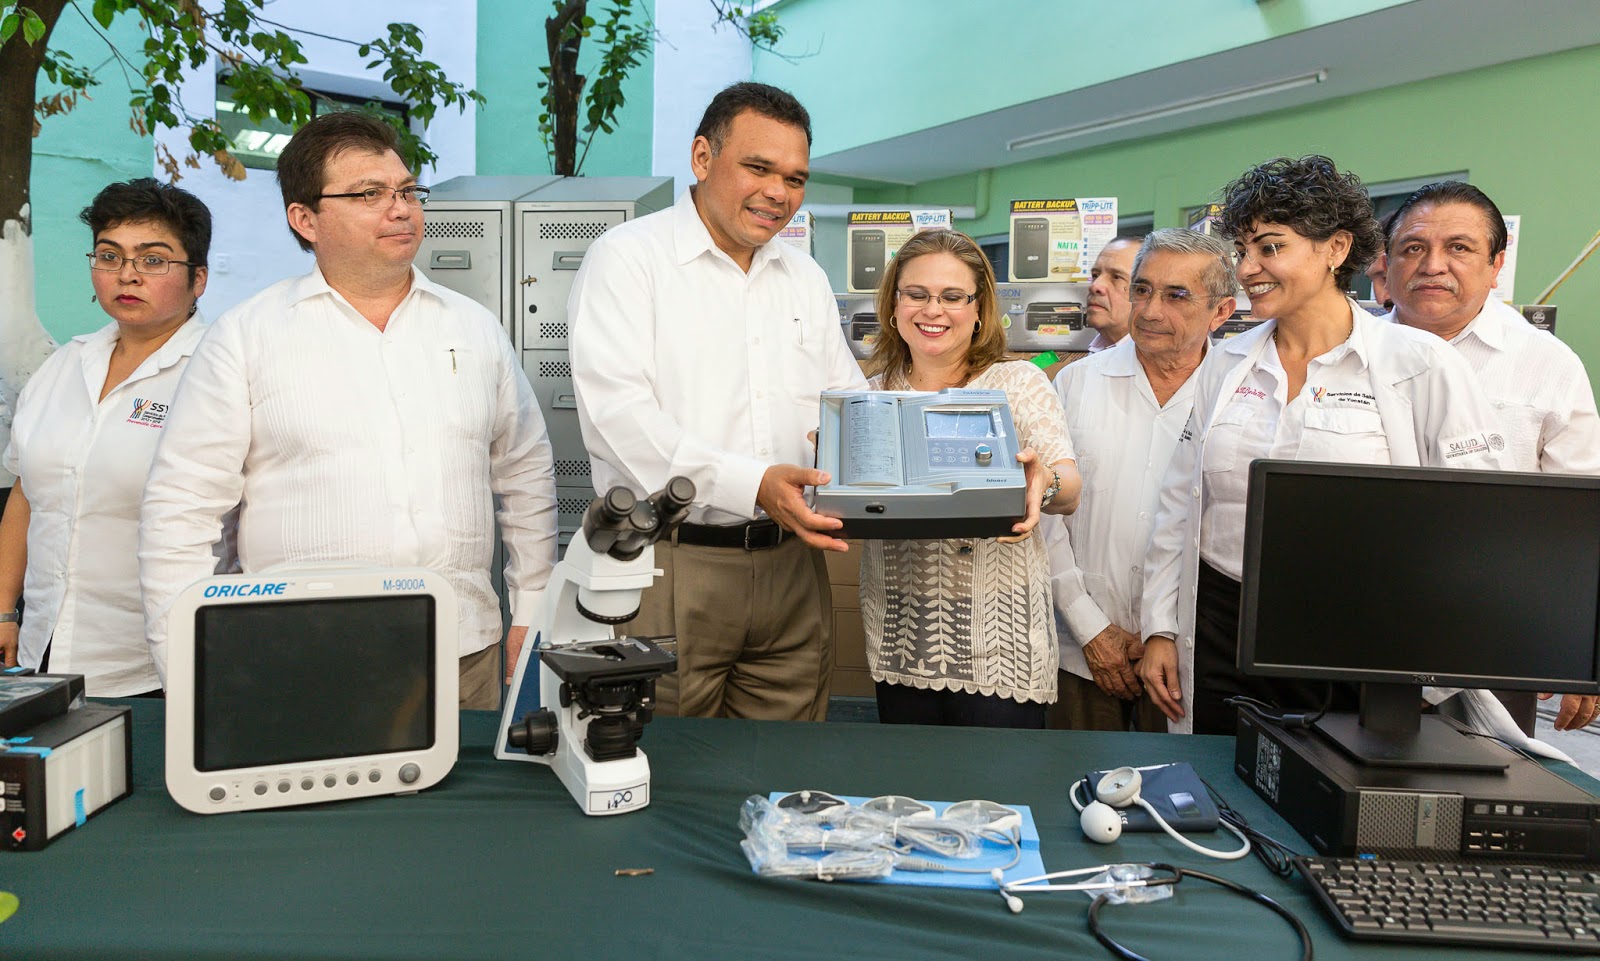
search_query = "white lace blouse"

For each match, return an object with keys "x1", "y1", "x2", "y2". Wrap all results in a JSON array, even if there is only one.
[{"x1": 859, "y1": 360, "x2": 1076, "y2": 704}]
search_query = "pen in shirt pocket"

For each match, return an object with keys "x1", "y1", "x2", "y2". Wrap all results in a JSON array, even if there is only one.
[
  {"x1": 793, "y1": 317, "x2": 803, "y2": 346},
  {"x1": 447, "y1": 348, "x2": 457, "y2": 374}
]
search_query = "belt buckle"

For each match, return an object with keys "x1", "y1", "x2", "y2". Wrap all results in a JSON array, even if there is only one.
[{"x1": 744, "y1": 522, "x2": 782, "y2": 551}]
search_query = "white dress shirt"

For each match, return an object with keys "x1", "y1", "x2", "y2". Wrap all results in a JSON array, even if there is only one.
[
  {"x1": 140, "y1": 267, "x2": 556, "y2": 679},
  {"x1": 5, "y1": 317, "x2": 209, "y2": 695},
  {"x1": 568, "y1": 189, "x2": 866, "y2": 524},
  {"x1": 1140, "y1": 303, "x2": 1507, "y2": 732},
  {"x1": 1044, "y1": 339, "x2": 1197, "y2": 678},
  {"x1": 1387, "y1": 298, "x2": 1600, "y2": 475}
]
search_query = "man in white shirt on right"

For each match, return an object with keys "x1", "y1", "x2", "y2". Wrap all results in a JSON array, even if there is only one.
[
  {"x1": 1385, "y1": 180, "x2": 1600, "y2": 732},
  {"x1": 1045, "y1": 228, "x2": 1236, "y2": 731}
]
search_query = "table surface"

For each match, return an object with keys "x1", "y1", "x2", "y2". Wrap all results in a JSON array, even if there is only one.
[{"x1": 2, "y1": 700, "x2": 1592, "y2": 961}]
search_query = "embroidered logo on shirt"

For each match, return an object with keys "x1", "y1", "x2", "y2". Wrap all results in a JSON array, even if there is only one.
[
  {"x1": 1310, "y1": 388, "x2": 1375, "y2": 408},
  {"x1": 1233, "y1": 385, "x2": 1266, "y2": 400},
  {"x1": 1444, "y1": 434, "x2": 1492, "y2": 459},
  {"x1": 127, "y1": 398, "x2": 169, "y2": 428},
  {"x1": 1488, "y1": 433, "x2": 1506, "y2": 451}
]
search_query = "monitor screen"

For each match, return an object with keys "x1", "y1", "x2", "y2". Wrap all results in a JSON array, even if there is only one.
[
  {"x1": 1240, "y1": 462, "x2": 1600, "y2": 693},
  {"x1": 194, "y1": 596, "x2": 436, "y2": 771}
]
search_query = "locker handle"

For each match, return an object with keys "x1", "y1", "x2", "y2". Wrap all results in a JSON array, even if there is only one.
[
  {"x1": 553, "y1": 393, "x2": 578, "y2": 410},
  {"x1": 429, "y1": 250, "x2": 471, "y2": 269},
  {"x1": 552, "y1": 250, "x2": 585, "y2": 270}
]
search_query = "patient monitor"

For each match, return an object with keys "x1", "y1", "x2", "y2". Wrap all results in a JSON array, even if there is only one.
[
  {"x1": 164, "y1": 567, "x2": 459, "y2": 814},
  {"x1": 814, "y1": 389, "x2": 1027, "y2": 538}
]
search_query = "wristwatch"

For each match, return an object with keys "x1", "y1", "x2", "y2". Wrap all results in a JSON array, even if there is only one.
[
  {"x1": 0, "y1": 610, "x2": 18, "y2": 624},
  {"x1": 1041, "y1": 467, "x2": 1062, "y2": 508}
]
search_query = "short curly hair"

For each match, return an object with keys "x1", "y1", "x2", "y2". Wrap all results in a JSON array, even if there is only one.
[{"x1": 1216, "y1": 155, "x2": 1384, "y2": 291}]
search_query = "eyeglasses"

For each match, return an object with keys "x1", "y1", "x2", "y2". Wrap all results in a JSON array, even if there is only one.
[
  {"x1": 897, "y1": 287, "x2": 977, "y2": 309},
  {"x1": 87, "y1": 251, "x2": 199, "y2": 275},
  {"x1": 1129, "y1": 282, "x2": 1206, "y2": 307},
  {"x1": 317, "y1": 185, "x2": 431, "y2": 208}
]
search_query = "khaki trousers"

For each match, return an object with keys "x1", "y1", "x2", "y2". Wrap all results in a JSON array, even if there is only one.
[
  {"x1": 1048, "y1": 668, "x2": 1168, "y2": 732},
  {"x1": 458, "y1": 642, "x2": 502, "y2": 711},
  {"x1": 635, "y1": 537, "x2": 833, "y2": 721}
]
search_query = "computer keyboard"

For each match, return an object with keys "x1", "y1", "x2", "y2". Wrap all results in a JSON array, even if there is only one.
[{"x1": 1298, "y1": 856, "x2": 1600, "y2": 953}]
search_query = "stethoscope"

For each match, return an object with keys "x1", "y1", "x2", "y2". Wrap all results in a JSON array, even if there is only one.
[{"x1": 995, "y1": 862, "x2": 1314, "y2": 961}]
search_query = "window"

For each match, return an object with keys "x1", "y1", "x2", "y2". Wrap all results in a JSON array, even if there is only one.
[{"x1": 215, "y1": 80, "x2": 410, "y2": 170}]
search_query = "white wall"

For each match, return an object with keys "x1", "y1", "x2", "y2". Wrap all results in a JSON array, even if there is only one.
[
  {"x1": 650, "y1": 0, "x2": 753, "y2": 195},
  {"x1": 159, "y1": 1, "x2": 478, "y2": 316}
]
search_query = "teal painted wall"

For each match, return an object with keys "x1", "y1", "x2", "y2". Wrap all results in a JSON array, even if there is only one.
[
  {"x1": 755, "y1": 0, "x2": 1399, "y2": 156},
  {"x1": 853, "y1": 45, "x2": 1600, "y2": 392},
  {"x1": 476, "y1": 0, "x2": 655, "y2": 178},
  {"x1": 29, "y1": 15, "x2": 155, "y2": 342}
]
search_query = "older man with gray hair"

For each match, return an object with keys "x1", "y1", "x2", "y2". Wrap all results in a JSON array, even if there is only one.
[{"x1": 1045, "y1": 228, "x2": 1236, "y2": 730}]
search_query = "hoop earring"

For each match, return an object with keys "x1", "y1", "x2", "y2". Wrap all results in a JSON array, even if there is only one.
[
  {"x1": 973, "y1": 320, "x2": 981, "y2": 332},
  {"x1": 888, "y1": 317, "x2": 898, "y2": 329}
]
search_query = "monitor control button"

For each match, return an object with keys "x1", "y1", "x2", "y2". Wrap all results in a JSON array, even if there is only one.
[
  {"x1": 974, "y1": 444, "x2": 992, "y2": 465},
  {"x1": 346, "y1": 772, "x2": 359, "y2": 786},
  {"x1": 324, "y1": 775, "x2": 337, "y2": 789},
  {"x1": 301, "y1": 778, "x2": 314, "y2": 791},
  {"x1": 209, "y1": 786, "x2": 227, "y2": 802},
  {"x1": 254, "y1": 782, "x2": 268, "y2": 796},
  {"x1": 277, "y1": 780, "x2": 291, "y2": 794},
  {"x1": 368, "y1": 770, "x2": 381, "y2": 783},
  {"x1": 399, "y1": 763, "x2": 421, "y2": 784}
]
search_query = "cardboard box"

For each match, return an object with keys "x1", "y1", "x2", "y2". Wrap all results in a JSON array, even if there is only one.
[
  {"x1": 1187, "y1": 203, "x2": 1224, "y2": 236},
  {"x1": 1008, "y1": 199, "x2": 1084, "y2": 282},
  {"x1": 779, "y1": 210, "x2": 813, "y2": 255},
  {"x1": 845, "y1": 209, "x2": 954, "y2": 292}
]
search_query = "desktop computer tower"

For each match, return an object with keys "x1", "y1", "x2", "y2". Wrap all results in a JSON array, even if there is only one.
[{"x1": 1235, "y1": 711, "x2": 1600, "y2": 861}]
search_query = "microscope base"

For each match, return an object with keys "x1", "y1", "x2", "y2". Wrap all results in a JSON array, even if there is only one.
[{"x1": 553, "y1": 747, "x2": 651, "y2": 815}]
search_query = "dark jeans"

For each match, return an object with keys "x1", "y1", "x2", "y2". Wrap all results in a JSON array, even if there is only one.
[{"x1": 875, "y1": 681, "x2": 1047, "y2": 729}]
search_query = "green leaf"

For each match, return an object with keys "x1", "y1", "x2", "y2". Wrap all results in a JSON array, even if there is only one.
[
  {"x1": 92, "y1": 0, "x2": 116, "y2": 29},
  {"x1": 0, "y1": 890, "x2": 17, "y2": 923},
  {"x1": 21, "y1": 8, "x2": 44, "y2": 44},
  {"x1": 0, "y1": 13, "x2": 18, "y2": 44}
]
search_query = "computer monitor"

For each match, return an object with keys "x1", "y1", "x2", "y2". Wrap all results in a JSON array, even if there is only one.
[
  {"x1": 1239, "y1": 461, "x2": 1600, "y2": 772},
  {"x1": 164, "y1": 568, "x2": 459, "y2": 813}
]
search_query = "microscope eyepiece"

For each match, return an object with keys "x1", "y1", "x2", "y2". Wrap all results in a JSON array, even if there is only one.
[
  {"x1": 661, "y1": 476, "x2": 696, "y2": 513},
  {"x1": 600, "y1": 487, "x2": 636, "y2": 523}
]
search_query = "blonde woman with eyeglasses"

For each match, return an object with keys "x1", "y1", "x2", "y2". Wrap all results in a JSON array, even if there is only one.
[{"x1": 859, "y1": 229, "x2": 1081, "y2": 728}]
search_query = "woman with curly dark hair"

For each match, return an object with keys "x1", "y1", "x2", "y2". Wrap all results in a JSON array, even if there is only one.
[{"x1": 1135, "y1": 155, "x2": 1508, "y2": 735}]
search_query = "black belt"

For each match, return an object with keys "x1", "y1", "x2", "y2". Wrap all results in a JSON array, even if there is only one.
[{"x1": 676, "y1": 519, "x2": 786, "y2": 551}]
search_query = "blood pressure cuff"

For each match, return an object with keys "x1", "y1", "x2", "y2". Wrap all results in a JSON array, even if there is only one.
[{"x1": 1082, "y1": 762, "x2": 1219, "y2": 832}]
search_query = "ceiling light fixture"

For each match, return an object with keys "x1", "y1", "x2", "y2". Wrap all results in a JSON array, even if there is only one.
[{"x1": 1006, "y1": 69, "x2": 1328, "y2": 152}]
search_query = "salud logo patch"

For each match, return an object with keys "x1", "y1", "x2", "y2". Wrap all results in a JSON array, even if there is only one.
[{"x1": 127, "y1": 398, "x2": 169, "y2": 428}]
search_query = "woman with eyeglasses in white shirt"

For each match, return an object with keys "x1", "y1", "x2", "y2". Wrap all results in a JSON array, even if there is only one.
[
  {"x1": 858, "y1": 229, "x2": 1082, "y2": 728},
  {"x1": 0, "y1": 178, "x2": 216, "y2": 695}
]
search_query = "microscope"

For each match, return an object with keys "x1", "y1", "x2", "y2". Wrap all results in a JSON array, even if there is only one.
[{"x1": 494, "y1": 477, "x2": 694, "y2": 815}]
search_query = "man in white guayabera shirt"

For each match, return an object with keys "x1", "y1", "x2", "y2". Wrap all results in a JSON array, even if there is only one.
[
  {"x1": 1384, "y1": 179, "x2": 1600, "y2": 733},
  {"x1": 139, "y1": 112, "x2": 556, "y2": 710},
  {"x1": 567, "y1": 82, "x2": 865, "y2": 721},
  {"x1": 1044, "y1": 229, "x2": 1236, "y2": 732}
]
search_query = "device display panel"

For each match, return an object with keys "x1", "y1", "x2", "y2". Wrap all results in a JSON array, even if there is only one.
[
  {"x1": 1244, "y1": 467, "x2": 1600, "y2": 689},
  {"x1": 194, "y1": 596, "x2": 436, "y2": 771},
  {"x1": 924, "y1": 409, "x2": 997, "y2": 439}
]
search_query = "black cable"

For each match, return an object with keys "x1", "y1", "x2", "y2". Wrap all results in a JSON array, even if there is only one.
[
  {"x1": 1086, "y1": 865, "x2": 1313, "y2": 961},
  {"x1": 1202, "y1": 777, "x2": 1300, "y2": 879},
  {"x1": 1224, "y1": 683, "x2": 1334, "y2": 730}
]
